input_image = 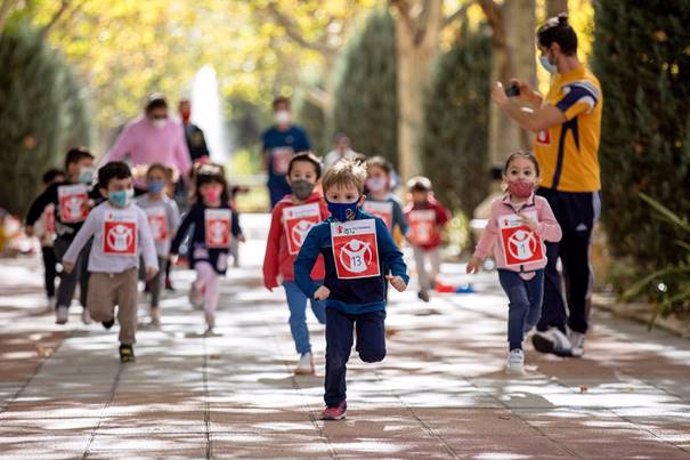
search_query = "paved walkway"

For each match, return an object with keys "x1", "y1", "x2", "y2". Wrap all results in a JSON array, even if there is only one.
[{"x1": 1, "y1": 214, "x2": 690, "y2": 459}]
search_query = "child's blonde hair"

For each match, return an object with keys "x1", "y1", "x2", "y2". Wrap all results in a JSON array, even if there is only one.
[{"x1": 322, "y1": 159, "x2": 367, "y2": 194}]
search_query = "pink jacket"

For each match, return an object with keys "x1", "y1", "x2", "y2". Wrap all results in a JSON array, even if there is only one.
[{"x1": 473, "y1": 193, "x2": 562, "y2": 272}]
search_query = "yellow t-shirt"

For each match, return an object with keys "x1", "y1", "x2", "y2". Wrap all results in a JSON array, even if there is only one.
[{"x1": 534, "y1": 65, "x2": 603, "y2": 192}]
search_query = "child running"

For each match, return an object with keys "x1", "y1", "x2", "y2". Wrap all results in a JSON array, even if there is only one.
[
  {"x1": 170, "y1": 164, "x2": 243, "y2": 335},
  {"x1": 62, "y1": 162, "x2": 159, "y2": 362},
  {"x1": 295, "y1": 159, "x2": 409, "y2": 420},
  {"x1": 136, "y1": 164, "x2": 180, "y2": 327},
  {"x1": 404, "y1": 176, "x2": 451, "y2": 302},
  {"x1": 362, "y1": 156, "x2": 409, "y2": 245},
  {"x1": 466, "y1": 151, "x2": 562, "y2": 374},
  {"x1": 263, "y1": 153, "x2": 329, "y2": 374}
]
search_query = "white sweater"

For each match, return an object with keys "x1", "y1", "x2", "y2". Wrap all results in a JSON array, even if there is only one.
[{"x1": 63, "y1": 201, "x2": 158, "y2": 274}]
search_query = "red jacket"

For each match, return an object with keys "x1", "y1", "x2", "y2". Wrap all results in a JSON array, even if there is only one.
[
  {"x1": 404, "y1": 196, "x2": 451, "y2": 250},
  {"x1": 263, "y1": 192, "x2": 328, "y2": 288}
]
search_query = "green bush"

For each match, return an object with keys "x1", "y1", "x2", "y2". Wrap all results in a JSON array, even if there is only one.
[
  {"x1": 420, "y1": 24, "x2": 491, "y2": 216},
  {"x1": 0, "y1": 26, "x2": 92, "y2": 215},
  {"x1": 592, "y1": 0, "x2": 690, "y2": 269}
]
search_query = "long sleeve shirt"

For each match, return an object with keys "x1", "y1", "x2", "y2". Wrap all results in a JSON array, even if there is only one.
[
  {"x1": 135, "y1": 194, "x2": 180, "y2": 257},
  {"x1": 263, "y1": 192, "x2": 328, "y2": 288},
  {"x1": 101, "y1": 116, "x2": 192, "y2": 176},
  {"x1": 404, "y1": 197, "x2": 451, "y2": 250},
  {"x1": 294, "y1": 210, "x2": 409, "y2": 315},
  {"x1": 473, "y1": 193, "x2": 562, "y2": 272},
  {"x1": 63, "y1": 201, "x2": 158, "y2": 274}
]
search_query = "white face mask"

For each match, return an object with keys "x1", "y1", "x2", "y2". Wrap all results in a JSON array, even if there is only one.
[
  {"x1": 275, "y1": 110, "x2": 291, "y2": 126},
  {"x1": 78, "y1": 166, "x2": 95, "y2": 184},
  {"x1": 153, "y1": 119, "x2": 166, "y2": 129}
]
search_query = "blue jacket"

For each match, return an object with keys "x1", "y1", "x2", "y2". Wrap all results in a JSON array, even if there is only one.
[{"x1": 294, "y1": 210, "x2": 409, "y2": 314}]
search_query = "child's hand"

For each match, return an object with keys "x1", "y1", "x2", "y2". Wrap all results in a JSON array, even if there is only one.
[
  {"x1": 314, "y1": 285, "x2": 330, "y2": 301},
  {"x1": 63, "y1": 261, "x2": 75, "y2": 274},
  {"x1": 386, "y1": 275, "x2": 407, "y2": 292},
  {"x1": 518, "y1": 213, "x2": 538, "y2": 231},
  {"x1": 466, "y1": 256, "x2": 481, "y2": 274},
  {"x1": 145, "y1": 266, "x2": 159, "y2": 281},
  {"x1": 264, "y1": 277, "x2": 279, "y2": 292}
]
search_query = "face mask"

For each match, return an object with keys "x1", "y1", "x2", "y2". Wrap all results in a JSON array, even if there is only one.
[
  {"x1": 203, "y1": 188, "x2": 222, "y2": 203},
  {"x1": 327, "y1": 198, "x2": 360, "y2": 222},
  {"x1": 366, "y1": 177, "x2": 387, "y2": 193},
  {"x1": 291, "y1": 180, "x2": 315, "y2": 201},
  {"x1": 78, "y1": 166, "x2": 95, "y2": 184},
  {"x1": 148, "y1": 180, "x2": 166, "y2": 194},
  {"x1": 109, "y1": 189, "x2": 134, "y2": 207},
  {"x1": 539, "y1": 54, "x2": 557, "y2": 74},
  {"x1": 507, "y1": 180, "x2": 534, "y2": 198},
  {"x1": 275, "y1": 110, "x2": 290, "y2": 126},
  {"x1": 153, "y1": 119, "x2": 166, "y2": 129}
]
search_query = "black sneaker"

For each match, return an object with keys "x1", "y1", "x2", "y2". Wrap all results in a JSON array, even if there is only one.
[
  {"x1": 102, "y1": 319, "x2": 115, "y2": 330},
  {"x1": 119, "y1": 344, "x2": 135, "y2": 363},
  {"x1": 532, "y1": 329, "x2": 573, "y2": 357}
]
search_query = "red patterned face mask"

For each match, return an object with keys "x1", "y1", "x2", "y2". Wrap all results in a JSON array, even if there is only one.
[{"x1": 507, "y1": 180, "x2": 534, "y2": 198}]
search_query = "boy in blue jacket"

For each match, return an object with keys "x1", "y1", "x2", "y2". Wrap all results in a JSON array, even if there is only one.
[{"x1": 295, "y1": 160, "x2": 409, "y2": 420}]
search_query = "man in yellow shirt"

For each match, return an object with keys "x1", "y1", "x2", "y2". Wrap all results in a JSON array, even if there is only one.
[{"x1": 491, "y1": 13, "x2": 602, "y2": 358}]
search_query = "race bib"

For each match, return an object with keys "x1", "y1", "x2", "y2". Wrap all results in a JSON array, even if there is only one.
[
  {"x1": 58, "y1": 184, "x2": 89, "y2": 223},
  {"x1": 145, "y1": 207, "x2": 168, "y2": 242},
  {"x1": 408, "y1": 209, "x2": 437, "y2": 245},
  {"x1": 498, "y1": 211, "x2": 545, "y2": 267},
  {"x1": 205, "y1": 209, "x2": 232, "y2": 249},
  {"x1": 363, "y1": 201, "x2": 394, "y2": 231},
  {"x1": 536, "y1": 129, "x2": 551, "y2": 145},
  {"x1": 271, "y1": 147, "x2": 294, "y2": 175},
  {"x1": 103, "y1": 212, "x2": 138, "y2": 256},
  {"x1": 282, "y1": 202, "x2": 321, "y2": 255},
  {"x1": 44, "y1": 204, "x2": 56, "y2": 234},
  {"x1": 331, "y1": 219, "x2": 381, "y2": 280}
]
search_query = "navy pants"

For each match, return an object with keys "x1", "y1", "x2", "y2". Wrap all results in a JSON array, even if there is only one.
[
  {"x1": 324, "y1": 309, "x2": 386, "y2": 407},
  {"x1": 498, "y1": 269, "x2": 544, "y2": 350},
  {"x1": 536, "y1": 188, "x2": 600, "y2": 334}
]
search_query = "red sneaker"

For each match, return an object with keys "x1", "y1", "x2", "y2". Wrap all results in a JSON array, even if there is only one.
[{"x1": 322, "y1": 401, "x2": 347, "y2": 420}]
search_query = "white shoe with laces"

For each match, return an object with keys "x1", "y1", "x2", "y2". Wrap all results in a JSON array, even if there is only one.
[
  {"x1": 569, "y1": 330, "x2": 586, "y2": 357},
  {"x1": 295, "y1": 352, "x2": 315, "y2": 375},
  {"x1": 56, "y1": 306, "x2": 68, "y2": 324},
  {"x1": 506, "y1": 349, "x2": 525, "y2": 375}
]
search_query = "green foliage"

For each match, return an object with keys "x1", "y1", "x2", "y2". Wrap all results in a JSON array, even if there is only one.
[
  {"x1": 331, "y1": 9, "x2": 398, "y2": 166},
  {"x1": 592, "y1": 0, "x2": 690, "y2": 269},
  {"x1": 420, "y1": 23, "x2": 491, "y2": 215},
  {"x1": 0, "y1": 26, "x2": 92, "y2": 215}
]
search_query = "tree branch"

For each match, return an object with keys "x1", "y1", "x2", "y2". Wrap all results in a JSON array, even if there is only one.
[
  {"x1": 0, "y1": 0, "x2": 19, "y2": 34},
  {"x1": 477, "y1": 0, "x2": 506, "y2": 47},
  {"x1": 388, "y1": 0, "x2": 417, "y2": 38},
  {"x1": 39, "y1": 0, "x2": 71, "y2": 37},
  {"x1": 443, "y1": 1, "x2": 474, "y2": 29},
  {"x1": 264, "y1": 2, "x2": 334, "y2": 55}
]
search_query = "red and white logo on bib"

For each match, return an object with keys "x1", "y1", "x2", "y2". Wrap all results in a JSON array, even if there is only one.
[
  {"x1": 44, "y1": 204, "x2": 56, "y2": 234},
  {"x1": 331, "y1": 219, "x2": 380, "y2": 279},
  {"x1": 283, "y1": 202, "x2": 321, "y2": 255},
  {"x1": 146, "y1": 207, "x2": 168, "y2": 242},
  {"x1": 536, "y1": 129, "x2": 551, "y2": 145},
  {"x1": 103, "y1": 220, "x2": 137, "y2": 256},
  {"x1": 498, "y1": 211, "x2": 545, "y2": 267},
  {"x1": 205, "y1": 209, "x2": 231, "y2": 248},
  {"x1": 58, "y1": 184, "x2": 88, "y2": 223},
  {"x1": 363, "y1": 201, "x2": 394, "y2": 231},
  {"x1": 271, "y1": 147, "x2": 294, "y2": 175},
  {"x1": 408, "y1": 209, "x2": 437, "y2": 245}
]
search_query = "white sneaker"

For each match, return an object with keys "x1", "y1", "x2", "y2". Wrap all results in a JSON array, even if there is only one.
[
  {"x1": 45, "y1": 297, "x2": 56, "y2": 314},
  {"x1": 506, "y1": 349, "x2": 525, "y2": 374},
  {"x1": 55, "y1": 306, "x2": 68, "y2": 325},
  {"x1": 81, "y1": 308, "x2": 93, "y2": 325},
  {"x1": 295, "y1": 352, "x2": 315, "y2": 375},
  {"x1": 569, "y1": 330, "x2": 586, "y2": 357}
]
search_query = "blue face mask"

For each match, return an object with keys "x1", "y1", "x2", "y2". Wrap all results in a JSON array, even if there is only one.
[
  {"x1": 148, "y1": 180, "x2": 166, "y2": 194},
  {"x1": 327, "y1": 198, "x2": 360, "y2": 222},
  {"x1": 539, "y1": 55, "x2": 557, "y2": 74},
  {"x1": 108, "y1": 189, "x2": 134, "y2": 207}
]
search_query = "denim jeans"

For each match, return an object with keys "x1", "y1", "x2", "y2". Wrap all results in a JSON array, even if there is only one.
[
  {"x1": 498, "y1": 269, "x2": 544, "y2": 350},
  {"x1": 324, "y1": 308, "x2": 386, "y2": 407},
  {"x1": 283, "y1": 281, "x2": 326, "y2": 355}
]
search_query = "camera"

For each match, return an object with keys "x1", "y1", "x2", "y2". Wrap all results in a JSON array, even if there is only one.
[{"x1": 504, "y1": 84, "x2": 520, "y2": 98}]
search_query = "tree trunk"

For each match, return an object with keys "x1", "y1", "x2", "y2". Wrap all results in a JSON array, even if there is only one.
[
  {"x1": 546, "y1": 0, "x2": 568, "y2": 17},
  {"x1": 393, "y1": 0, "x2": 443, "y2": 180}
]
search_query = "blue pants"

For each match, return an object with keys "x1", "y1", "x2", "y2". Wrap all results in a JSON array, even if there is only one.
[
  {"x1": 268, "y1": 177, "x2": 291, "y2": 209},
  {"x1": 324, "y1": 309, "x2": 386, "y2": 407},
  {"x1": 283, "y1": 281, "x2": 326, "y2": 355},
  {"x1": 498, "y1": 269, "x2": 544, "y2": 351}
]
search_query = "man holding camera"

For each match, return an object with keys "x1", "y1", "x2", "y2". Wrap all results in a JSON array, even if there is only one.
[{"x1": 490, "y1": 14, "x2": 603, "y2": 358}]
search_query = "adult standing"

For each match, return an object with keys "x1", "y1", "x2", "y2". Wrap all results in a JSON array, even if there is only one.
[
  {"x1": 323, "y1": 133, "x2": 357, "y2": 173},
  {"x1": 490, "y1": 13, "x2": 602, "y2": 357},
  {"x1": 261, "y1": 97, "x2": 312, "y2": 208},
  {"x1": 179, "y1": 98, "x2": 210, "y2": 162},
  {"x1": 102, "y1": 94, "x2": 192, "y2": 182}
]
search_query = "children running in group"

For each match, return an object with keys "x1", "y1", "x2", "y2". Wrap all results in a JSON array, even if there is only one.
[
  {"x1": 62, "y1": 161, "x2": 159, "y2": 362},
  {"x1": 466, "y1": 151, "x2": 562, "y2": 374},
  {"x1": 263, "y1": 153, "x2": 329, "y2": 375},
  {"x1": 295, "y1": 159, "x2": 409, "y2": 420}
]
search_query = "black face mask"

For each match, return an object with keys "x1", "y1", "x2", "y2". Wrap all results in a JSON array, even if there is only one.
[{"x1": 291, "y1": 180, "x2": 315, "y2": 200}]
